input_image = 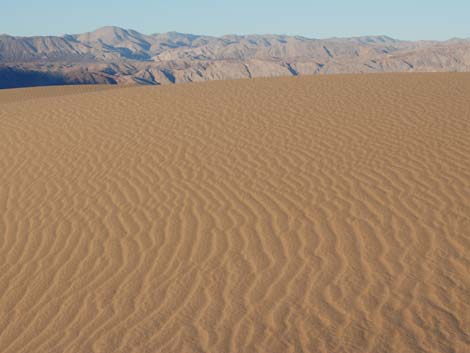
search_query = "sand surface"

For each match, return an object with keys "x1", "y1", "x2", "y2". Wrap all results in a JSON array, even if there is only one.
[{"x1": 0, "y1": 74, "x2": 469, "y2": 353}]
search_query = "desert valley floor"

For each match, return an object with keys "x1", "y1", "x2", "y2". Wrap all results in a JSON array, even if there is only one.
[{"x1": 0, "y1": 73, "x2": 469, "y2": 353}]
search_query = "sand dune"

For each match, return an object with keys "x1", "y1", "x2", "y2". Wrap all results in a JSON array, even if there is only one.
[
  {"x1": 0, "y1": 73, "x2": 469, "y2": 353},
  {"x1": 0, "y1": 85, "x2": 115, "y2": 105}
]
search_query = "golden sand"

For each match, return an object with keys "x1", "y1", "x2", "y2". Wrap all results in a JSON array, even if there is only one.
[{"x1": 0, "y1": 74, "x2": 469, "y2": 353}]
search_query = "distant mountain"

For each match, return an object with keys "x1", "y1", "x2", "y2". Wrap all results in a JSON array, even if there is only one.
[{"x1": 1, "y1": 26, "x2": 470, "y2": 88}]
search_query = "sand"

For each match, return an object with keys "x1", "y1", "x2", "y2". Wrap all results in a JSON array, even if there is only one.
[{"x1": 0, "y1": 73, "x2": 469, "y2": 353}]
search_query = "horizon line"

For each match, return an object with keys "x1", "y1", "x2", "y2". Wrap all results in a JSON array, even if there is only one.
[{"x1": 1, "y1": 25, "x2": 469, "y2": 42}]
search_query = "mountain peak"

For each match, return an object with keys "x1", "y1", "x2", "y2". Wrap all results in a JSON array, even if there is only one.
[
  {"x1": 73, "y1": 26, "x2": 144, "y2": 44},
  {"x1": 92, "y1": 26, "x2": 128, "y2": 34}
]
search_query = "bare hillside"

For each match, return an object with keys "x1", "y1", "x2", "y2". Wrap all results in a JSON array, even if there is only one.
[{"x1": 1, "y1": 27, "x2": 470, "y2": 88}]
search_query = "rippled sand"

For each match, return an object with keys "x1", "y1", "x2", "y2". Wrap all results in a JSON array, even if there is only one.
[{"x1": 0, "y1": 73, "x2": 469, "y2": 353}]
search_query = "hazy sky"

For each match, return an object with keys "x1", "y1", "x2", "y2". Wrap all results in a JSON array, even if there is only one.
[{"x1": 2, "y1": 0, "x2": 469, "y2": 40}]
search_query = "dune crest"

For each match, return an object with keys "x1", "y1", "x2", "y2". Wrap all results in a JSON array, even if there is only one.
[{"x1": 0, "y1": 73, "x2": 469, "y2": 353}]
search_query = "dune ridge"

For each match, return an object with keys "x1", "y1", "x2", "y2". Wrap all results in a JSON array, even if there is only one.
[{"x1": 0, "y1": 73, "x2": 469, "y2": 353}]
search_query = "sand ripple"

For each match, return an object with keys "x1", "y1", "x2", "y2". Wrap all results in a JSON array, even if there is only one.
[{"x1": 0, "y1": 74, "x2": 469, "y2": 353}]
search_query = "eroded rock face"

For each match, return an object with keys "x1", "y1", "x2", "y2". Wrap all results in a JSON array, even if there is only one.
[{"x1": 1, "y1": 26, "x2": 470, "y2": 88}]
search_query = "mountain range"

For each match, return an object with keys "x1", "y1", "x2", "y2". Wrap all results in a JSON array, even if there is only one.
[{"x1": 1, "y1": 26, "x2": 470, "y2": 88}]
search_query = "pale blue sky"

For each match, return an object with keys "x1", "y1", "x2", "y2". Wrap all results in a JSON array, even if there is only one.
[{"x1": 2, "y1": 0, "x2": 469, "y2": 40}]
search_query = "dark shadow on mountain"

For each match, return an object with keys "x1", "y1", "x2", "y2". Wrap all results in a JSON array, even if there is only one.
[
  {"x1": 0, "y1": 67, "x2": 68, "y2": 89},
  {"x1": 101, "y1": 44, "x2": 152, "y2": 61},
  {"x1": 161, "y1": 69, "x2": 176, "y2": 83}
]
